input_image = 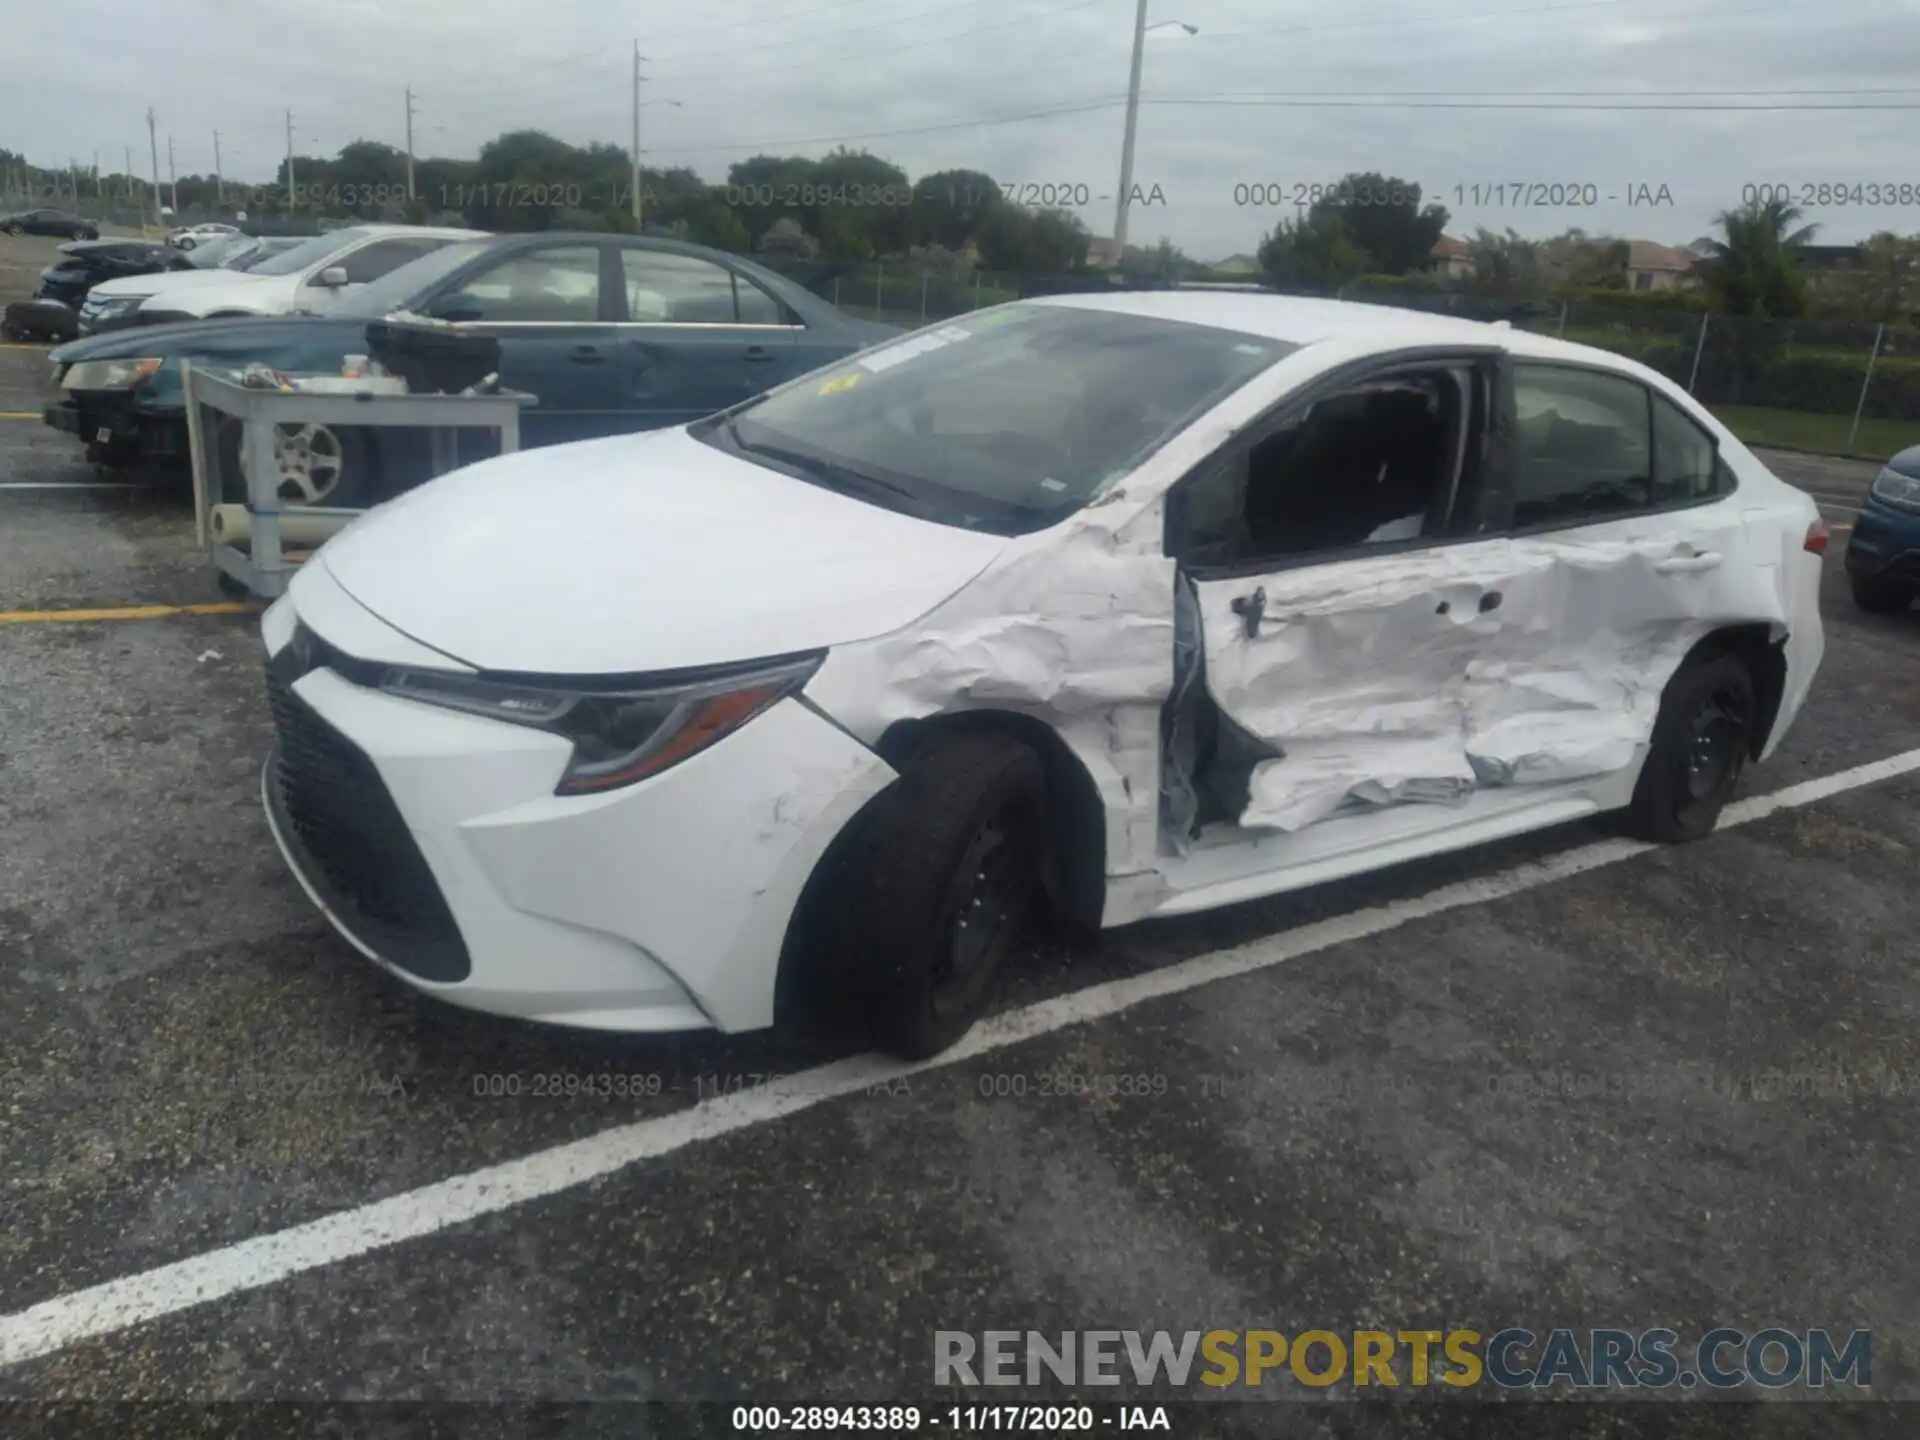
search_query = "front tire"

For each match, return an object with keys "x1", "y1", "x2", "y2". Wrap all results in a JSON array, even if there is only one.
[
  {"x1": 1851, "y1": 574, "x2": 1914, "y2": 613},
  {"x1": 1624, "y1": 651, "x2": 1756, "y2": 843},
  {"x1": 3, "y1": 223, "x2": 22, "y2": 236},
  {"x1": 846, "y1": 732, "x2": 1046, "y2": 1059},
  {"x1": 72, "y1": 228, "x2": 92, "y2": 241}
]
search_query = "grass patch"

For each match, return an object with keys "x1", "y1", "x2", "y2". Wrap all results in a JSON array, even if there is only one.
[{"x1": 1710, "y1": 405, "x2": 1920, "y2": 461}]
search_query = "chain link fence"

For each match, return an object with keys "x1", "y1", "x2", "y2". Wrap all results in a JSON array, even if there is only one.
[{"x1": 1338, "y1": 281, "x2": 1920, "y2": 458}]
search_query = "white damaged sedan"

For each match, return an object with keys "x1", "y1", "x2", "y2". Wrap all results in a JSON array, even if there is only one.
[{"x1": 260, "y1": 292, "x2": 1826, "y2": 1057}]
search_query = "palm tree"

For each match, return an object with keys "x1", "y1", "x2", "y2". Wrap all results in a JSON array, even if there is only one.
[{"x1": 1692, "y1": 198, "x2": 1818, "y2": 317}]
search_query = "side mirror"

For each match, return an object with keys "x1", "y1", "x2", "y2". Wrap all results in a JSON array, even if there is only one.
[
  {"x1": 424, "y1": 290, "x2": 483, "y2": 323},
  {"x1": 316, "y1": 266, "x2": 350, "y2": 288}
]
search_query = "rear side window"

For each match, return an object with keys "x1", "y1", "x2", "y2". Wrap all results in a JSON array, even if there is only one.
[
  {"x1": 1651, "y1": 393, "x2": 1734, "y2": 502},
  {"x1": 1511, "y1": 364, "x2": 1652, "y2": 527},
  {"x1": 621, "y1": 250, "x2": 743, "y2": 323}
]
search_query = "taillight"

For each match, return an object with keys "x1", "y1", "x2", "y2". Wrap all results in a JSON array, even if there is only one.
[{"x1": 1803, "y1": 519, "x2": 1830, "y2": 555}]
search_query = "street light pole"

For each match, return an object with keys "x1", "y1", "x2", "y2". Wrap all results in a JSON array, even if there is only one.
[
  {"x1": 404, "y1": 85, "x2": 418, "y2": 201},
  {"x1": 1112, "y1": 0, "x2": 1150, "y2": 253},
  {"x1": 631, "y1": 42, "x2": 643, "y2": 228},
  {"x1": 146, "y1": 107, "x2": 162, "y2": 231}
]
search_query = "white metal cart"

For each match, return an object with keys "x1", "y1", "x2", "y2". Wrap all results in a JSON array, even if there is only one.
[{"x1": 182, "y1": 363, "x2": 535, "y2": 599}]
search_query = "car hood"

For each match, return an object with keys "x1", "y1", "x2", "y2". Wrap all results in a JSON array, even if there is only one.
[
  {"x1": 51, "y1": 314, "x2": 361, "y2": 365},
  {"x1": 320, "y1": 426, "x2": 1010, "y2": 674},
  {"x1": 143, "y1": 274, "x2": 295, "y2": 311},
  {"x1": 87, "y1": 269, "x2": 267, "y2": 301}
]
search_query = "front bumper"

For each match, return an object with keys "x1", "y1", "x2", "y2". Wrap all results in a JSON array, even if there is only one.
[
  {"x1": 259, "y1": 571, "x2": 897, "y2": 1034},
  {"x1": 1844, "y1": 499, "x2": 1920, "y2": 587},
  {"x1": 43, "y1": 390, "x2": 184, "y2": 460}
]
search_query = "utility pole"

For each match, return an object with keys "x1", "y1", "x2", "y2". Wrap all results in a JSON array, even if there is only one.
[
  {"x1": 404, "y1": 85, "x2": 418, "y2": 201},
  {"x1": 212, "y1": 130, "x2": 223, "y2": 208},
  {"x1": 631, "y1": 41, "x2": 644, "y2": 228},
  {"x1": 123, "y1": 145, "x2": 134, "y2": 204},
  {"x1": 146, "y1": 106, "x2": 162, "y2": 231},
  {"x1": 285, "y1": 109, "x2": 297, "y2": 213},
  {"x1": 167, "y1": 134, "x2": 178, "y2": 214},
  {"x1": 1112, "y1": 0, "x2": 1149, "y2": 251}
]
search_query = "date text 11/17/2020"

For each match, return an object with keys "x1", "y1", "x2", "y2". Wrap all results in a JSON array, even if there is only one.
[{"x1": 1231, "y1": 181, "x2": 1675, "y2": 208}]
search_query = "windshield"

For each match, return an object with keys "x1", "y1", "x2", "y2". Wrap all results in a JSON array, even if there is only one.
[
  {"x1": 332, "y1": 239, "x2": 495, "y2": 319},
  {"x1": 701, "y1": 304, "x2": 1292, "y2": 535},
  {"x1": 247, "y1": 228, "x2": 371, "y2": 277}
]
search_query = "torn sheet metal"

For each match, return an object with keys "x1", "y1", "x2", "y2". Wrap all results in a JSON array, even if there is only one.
[
  {"x1": 1198, "y1": 518, "x2": 1789, "y2": 832},
  {"x1": 804, "y1": 495, "x2": 1176, "y2": 909}
]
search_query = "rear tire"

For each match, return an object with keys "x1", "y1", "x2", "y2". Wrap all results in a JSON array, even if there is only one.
[
  {"x1": 843, "y1": 732, "x2": 1046, "y2": 1060},
  {"x1": 1624, "y1": 652, "x2": 1756, "y2": 844},
  {"x1": 1851, "y1": 575, "x2": 1914, "y2": 614}
]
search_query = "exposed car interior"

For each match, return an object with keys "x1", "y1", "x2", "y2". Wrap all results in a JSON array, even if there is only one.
[{"x1": 1161, "y1": 366, "x2": 1477, "y2": 843}]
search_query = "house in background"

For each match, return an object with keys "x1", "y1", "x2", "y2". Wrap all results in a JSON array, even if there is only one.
[
  {"x1": 1625, "y1": 241, "x2": 1701, "y2": 292},
  {"x1": 1206, "y1": 253, "x2": 1262, "y2": 278},
  {"x1": 1427, "y1": 235, "x2": 1473, "y2": 280},
  {"x1": 1084, "y1": 236, "x2": 1124, "y2": 269}
]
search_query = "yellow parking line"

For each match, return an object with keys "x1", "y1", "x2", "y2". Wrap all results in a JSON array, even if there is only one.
[
  {"x1": 0, "y1": 342, "x2": 51, "y2": 350},
  {"x1": 0, "y1": 411, "x2": 41, "y2": 420},
  {"x1": 0, "y1": 601, "x2": 260, "y2": 625}
]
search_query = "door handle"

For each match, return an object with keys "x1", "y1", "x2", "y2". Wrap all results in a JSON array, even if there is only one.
[
  {"x1": 742, "y1": 345, "x2": 777, "y2": 362},
  {"x1": 1654, "y1": 550, "x2": 1724, "y2": 574},
  {"x1": 1478, "y1": 590, "x2": 1503, "y2": 613},
  {"x1": 1231, "y1": 586, "x2": 1267, "y2": 638},
  {"x1": 569, "y1": 345, "x2": 607, "y2": 364}
]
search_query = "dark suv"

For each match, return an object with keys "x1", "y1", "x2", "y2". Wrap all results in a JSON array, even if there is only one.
[{"x1": 1, "y1": 208, "x2": 100, "y2": 240}]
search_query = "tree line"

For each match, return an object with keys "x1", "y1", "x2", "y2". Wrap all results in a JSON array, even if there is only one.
[{"x1": 8, "y1": 140, "x2": 1916, "y2": 323}]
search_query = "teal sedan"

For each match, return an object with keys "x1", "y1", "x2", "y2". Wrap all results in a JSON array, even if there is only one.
[{"x1": 45, "y1": 232, "x2": 894, "y2": 506}]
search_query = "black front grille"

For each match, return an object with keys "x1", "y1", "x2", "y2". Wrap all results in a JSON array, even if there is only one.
[{"x1": 266, "y1": 630, "x2": 472, "y2": 982}]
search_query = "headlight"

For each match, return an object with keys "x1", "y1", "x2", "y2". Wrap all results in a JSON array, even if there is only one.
[
  {"x1": 84, "y1": 294, "x2": 142, "y2": 315},
  {"x1": 61, "y1": 357, "x2": 164, "y2": 390},
  {"x1": 1870, "y1": 465, "x2": 1920, "y2": 512},
  {"x1": 378, "y1": 652, "x2": 824, "y2": 795}
]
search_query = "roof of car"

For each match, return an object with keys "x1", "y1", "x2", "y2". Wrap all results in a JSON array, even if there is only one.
[
  {"x1": 356, "y1": 223, "x2": 491, "y2": 238},
  {"x1": 1034, "y1": 288, "x2": 1616, "y2": 366}
]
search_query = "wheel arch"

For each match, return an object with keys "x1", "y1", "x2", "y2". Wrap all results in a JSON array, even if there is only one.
[
  {"x1": 771, "y1": 707, "x2": 1109, "y2": 1030},
  {"x1": 1680, "y1": 622, "x2": 1786, "y2": 758}
]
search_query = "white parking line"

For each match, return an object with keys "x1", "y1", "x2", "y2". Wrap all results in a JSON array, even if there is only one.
[{"x1": 3, "y1": 746, "x2": 1919, "y2": 1370}]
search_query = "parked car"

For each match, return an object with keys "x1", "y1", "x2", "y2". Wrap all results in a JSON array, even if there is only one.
[
  {"x1": 1843, "y1": 445, "x2": 1920, "y2": 612},
  {"x1": 136, "y1": 224, "x2": 487, "y2": 325},
  {"x1": 256, "y1": 292, "x2": 1827, "y2": 1058},
  {"x1": 74, "y1": 224, "x2": 480, "y2": 336},
  {"x1": 46, "y1": 232, "x2": 893, "y2": 496},
  {"x1": 33, "y1": 240, "x2": 188, "y2": 308},
  {"x1": 0, "y1": 207, "x2": 99, "y2": 240},
  {"x1": 75, "y1": 232, "x2": 302, "y2": 334},
  {"x1": 168, "y1": 222, "x2": 240, "y2": 251}
]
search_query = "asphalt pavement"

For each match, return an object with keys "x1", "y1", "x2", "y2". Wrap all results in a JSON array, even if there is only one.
[{"x1": 1, "y1": 326, "x2": 1917, "y2": 1428}]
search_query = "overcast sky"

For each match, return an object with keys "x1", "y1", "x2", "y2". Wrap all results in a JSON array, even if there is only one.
[{"x1": 8, "y1": 0, "x2": 1920, "y2": 259}]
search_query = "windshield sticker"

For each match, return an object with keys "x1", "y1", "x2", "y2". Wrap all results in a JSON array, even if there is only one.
[
  {"x1": 1233, "y1": 343, "x2": 1268, "y2": 355},
  {"x1": 1038, "y1": 477, "x2": 1068, "y2": 492},
  {"x1": 857, "y1": 323, "x2": 973, "y2": 374},
  {"x1": 817, "y1": 373, "x2": 861, "y2": 396}
]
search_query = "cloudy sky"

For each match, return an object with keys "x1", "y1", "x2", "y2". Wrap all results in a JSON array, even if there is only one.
[{"x1": 8, "y1": 0, "x2": 1920, "y2": 259}]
